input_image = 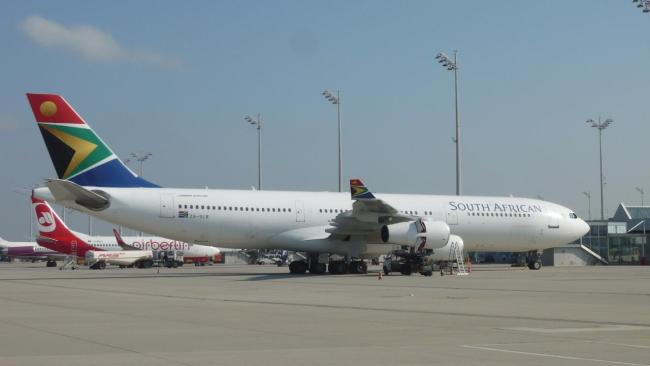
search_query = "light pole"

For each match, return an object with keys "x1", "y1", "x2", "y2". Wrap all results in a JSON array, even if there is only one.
[
  {"x1": 636, "y1": 187, "x2": 645, "y2": 206},
  {"x1": 583, "y1": 191, "x2": 592, "y2": 221},
  {"x1": 125, "y1": 152, "x2": 152, "y2": 236},
  {"x1": 435, "y1": 51, "x2": 461, "y2": 195},
  {"x1": 586, "y1": 117, "x2": 613, "y2": 220},
  {"x1": 632, "y1": 0, "x2": 650, "y2": 13},
  {"x1": 322, "y1": 90, "x2": 342, "y2": 192},
  {"x1": 13, "y1": 187, "x2": 35, "y2": 240},
  {"x1": 127, "y1": 152, "x2": 153, "y2": 176},
  {"x1": 244, "y1": 114, "x2": 262, "y2": 190}
]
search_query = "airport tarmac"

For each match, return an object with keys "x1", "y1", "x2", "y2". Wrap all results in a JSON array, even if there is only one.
[{"x1": 0, "y1": 263, "x2": 648, "y2": 366}]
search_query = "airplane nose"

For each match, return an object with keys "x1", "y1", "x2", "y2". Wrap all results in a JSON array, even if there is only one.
[{"x1": 578, "y1": 219, "x2": 590, "y2": 237}]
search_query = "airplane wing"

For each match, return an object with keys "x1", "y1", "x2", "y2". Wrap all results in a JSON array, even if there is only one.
[
  {"x1": 112, "y1": 229, "x2": 140, "y2": 251},
  {"x1": 326, "y1": 179, "x2": 414, "y2": 238}
]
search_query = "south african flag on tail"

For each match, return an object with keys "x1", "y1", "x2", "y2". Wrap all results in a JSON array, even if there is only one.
[
  {"x1": 26, "y1": 93, "x2": 159, "y2": 188},
  {"x1": 350, "y1": 179, "x2": 375, "y2": 200}
]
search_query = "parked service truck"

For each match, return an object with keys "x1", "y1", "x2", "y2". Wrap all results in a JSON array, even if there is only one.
[{"x1": 85, "y1": 250, "x2": 154, "y2": 269}]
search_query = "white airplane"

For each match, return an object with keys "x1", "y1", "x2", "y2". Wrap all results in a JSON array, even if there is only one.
[
  {"x1": 0, "y1": 237, "x2": 66, "y2": 266},
  {"x1": 32, "y1": 196, "x2": 222, "y2": 264},
  {"x1": 27, "y1": 93, "x2": 589, "y2": 274}
]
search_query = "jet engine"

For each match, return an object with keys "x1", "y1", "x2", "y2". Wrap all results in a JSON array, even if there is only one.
[
  {"x1": 380, "y1": 219, "x2": 450, "y2": 249},
  {"x1": 429, "y1": 234, "x2": 464, "y2": 262}
]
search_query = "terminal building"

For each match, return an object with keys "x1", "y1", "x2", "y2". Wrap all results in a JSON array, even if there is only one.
[{"x1": 542, "y1": 203, "x2": 649, "y2": 266}]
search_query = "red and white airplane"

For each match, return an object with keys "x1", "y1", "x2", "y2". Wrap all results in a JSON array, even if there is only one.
[{"x1": 32, "y1": 196, "x2": 222, "y2": 264}]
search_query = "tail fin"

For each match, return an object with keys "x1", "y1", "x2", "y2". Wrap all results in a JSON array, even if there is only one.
[
  {"x1": 32, "y1": 195, "x2": 81, "y2": 242},
  {"x1": 32, "y1": 195, "x2": 100, "y2": 257},
  {"x1": 112, "y1": 228, "x2": 139, "y2": 250},
  {"x1": 350, "y1": 179, "x2": 375, "y2": 200},
  {"x1": 26, "y1": 93, "x2": 159, "y2": 188}
]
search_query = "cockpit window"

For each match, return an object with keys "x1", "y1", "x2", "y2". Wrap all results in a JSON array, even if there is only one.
[{"x1": 569, "y1": 212, "x2": 578, "y2": 219}]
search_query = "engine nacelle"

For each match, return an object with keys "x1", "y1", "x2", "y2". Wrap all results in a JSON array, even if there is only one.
[
  {"x1": 380, "y1": 220, "x2": 450, "y2": 249},
  {"x1": 429, "y1": 234, "x2": 465, "y2": 262}
]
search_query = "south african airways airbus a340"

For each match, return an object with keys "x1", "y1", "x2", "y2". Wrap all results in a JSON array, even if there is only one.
[{"x1": 27, "y1": 93, "x2": 589, "y2": 274}]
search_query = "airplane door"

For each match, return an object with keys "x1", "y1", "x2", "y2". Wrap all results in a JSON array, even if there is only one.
[
  {"x1": 160, "y1": 194, "x2": 175, "y2": 218},
  {"x1": 446, "y1": 211, "x2": 458, "y2": 225},
  {"x1": 295, "y1": 200, "x2": 305, "y2": 222}
]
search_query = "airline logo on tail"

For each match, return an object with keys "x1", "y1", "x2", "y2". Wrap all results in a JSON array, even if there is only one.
[
  {"x1": 27, "y1": 94, "x2": 112, "y2": 181},
  {"x1": 34, "y1": 202, "x2": 56, "y2": 233},
  {"x1": 32, "y1": 195, "x2": 98, "y2": 256},
  {"x1": 350, "y1": 179, "x2": 375, "y2": 200},
  {"x1": 26, "y1": 93, "x2": 159, "y2": 188}
]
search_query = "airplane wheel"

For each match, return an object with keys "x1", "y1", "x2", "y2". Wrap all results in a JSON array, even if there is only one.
[
  {"x1": 350, "y1": 261, "x2": 367, "y2": 274},
  {"x1": 328, "y1": 261, "x2": 348, "y2": 275},
  {"x1": 528, "y1": 261, "x2": 542, "y2": 270},
  {"x1": 289, "y1": 261, "x2": 307, "y2": 274},
  {"x1": 99, "y1": 261, "x2": 106, "y2": 270},
  {"x1": 400, "y1": 266, "x2": 412, "y2": 276},
  {"x1": 309, "y1": 263, "x2": 326, "y2": 274}
]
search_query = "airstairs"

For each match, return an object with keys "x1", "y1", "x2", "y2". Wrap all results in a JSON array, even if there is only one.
[
  {"x1": 59, "y1": 255, "x2": 77, "y2": 270},
  {"x1": 449, "y1": 241, "x2": 468, "y2": 276}
]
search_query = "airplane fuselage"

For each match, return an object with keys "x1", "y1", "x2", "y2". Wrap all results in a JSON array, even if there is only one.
[{"x1": 35, "y1": 187, "x2": 588, "y2": 257}]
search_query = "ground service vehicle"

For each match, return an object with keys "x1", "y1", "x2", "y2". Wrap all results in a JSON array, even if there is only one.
[{"x1": 85, "y1": 250, "x2": 153, "y2": 269}]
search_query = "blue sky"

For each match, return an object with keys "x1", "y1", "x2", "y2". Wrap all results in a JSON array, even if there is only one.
[{"x1": 1, "y1": 1, "x2": 649, "y2": 240}]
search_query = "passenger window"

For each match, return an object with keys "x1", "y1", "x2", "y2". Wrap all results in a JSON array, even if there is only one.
[{"x1": 288, "y1": 208, "x2": 292, "y2": 212}]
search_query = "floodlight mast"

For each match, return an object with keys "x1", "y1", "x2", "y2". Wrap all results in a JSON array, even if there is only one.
[
  {"x1": 244, "y1": 114, "x2": 262, "y2": 190},
  {"x1": 636, "y1": 187, "x2": 644, "y2": 206},
  {"x1": 322, "y1": 89, "x2": 342, "y2": 192},
  {"x1": 435, "y1": 51, "x2": 461, "y2": 195},
  {"x1": 582, "y1": 191, "x2": 592, "y2": 220},
  {"x1": 586, "y1": 117, "x2": 613, "y2": 220}
]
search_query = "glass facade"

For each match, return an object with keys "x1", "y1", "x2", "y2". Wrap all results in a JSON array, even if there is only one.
[{"x1": 580, "y1": 221, "x2": 648, "y2": 265}]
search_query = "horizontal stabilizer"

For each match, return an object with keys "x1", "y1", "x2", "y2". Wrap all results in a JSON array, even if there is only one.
[
  {"x1": 36, "y1": 236, "x2": 57, "y2": 245},
  {"x1": 46, "y1": 179, "x2": 109, "y2": 210}
]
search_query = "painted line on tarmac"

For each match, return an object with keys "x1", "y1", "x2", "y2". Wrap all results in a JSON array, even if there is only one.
[
  {"x1": 584, "y1": 340, "x2": 650, "y2": 349},
  {"x1": 461, "y1": 345, "x2": 650, "y2": 366},
  {"x1": 503, "y1": 325, "x2": 650, "y2": 333}
]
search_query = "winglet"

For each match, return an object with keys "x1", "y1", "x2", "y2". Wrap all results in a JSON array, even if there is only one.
[
  {"x1": 112, "y1": 228, "x2": 139, "y2": 250},
  {"x1": 350, "y1": 179, "x2": 375, "y2": 200}
]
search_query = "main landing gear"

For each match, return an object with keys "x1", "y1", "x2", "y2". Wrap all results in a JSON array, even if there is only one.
[
  {"x1": 526, "y1": 250, "x2": 543, "y2": 270},
  {"x1": 288, "y1": 254, "x2": 368, "y2": 275}
]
